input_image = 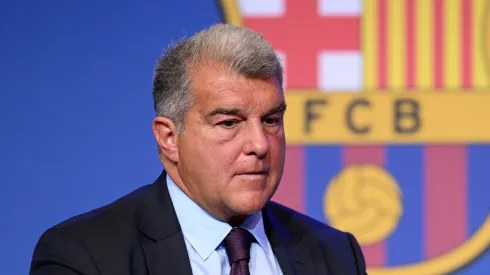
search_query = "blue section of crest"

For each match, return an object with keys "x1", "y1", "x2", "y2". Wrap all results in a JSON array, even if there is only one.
[
  {"x1": 455, "y1": 145, "x2": 490, "y2": 274},
  {"x1": 385, "y1": 145, "x2": 424, "y2": 266},
  {"x1": 467, "y1": 145, "x2": 490, "y2": 233},
  {"x1": 305, "y1": 145, "x2": 342, "y2": 225}
]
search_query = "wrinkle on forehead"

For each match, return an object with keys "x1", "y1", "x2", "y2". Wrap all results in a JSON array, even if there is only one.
[{"x1": 190, "y1": 65, "x2": 282, "y2": 116}]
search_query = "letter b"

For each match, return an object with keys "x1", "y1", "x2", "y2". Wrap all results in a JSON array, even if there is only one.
[{"x1": 394, "y1": 99, "x2": 420, "y2": 134}]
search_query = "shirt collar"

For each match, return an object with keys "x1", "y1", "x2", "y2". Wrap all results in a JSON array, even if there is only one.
[{"x1": 166, "y1": 174, "x2": 270, "y2": 260}]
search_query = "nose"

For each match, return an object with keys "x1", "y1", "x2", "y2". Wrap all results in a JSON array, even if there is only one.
[{"x1": 243, "y1": 121, "x2": 269, "y2": 159}]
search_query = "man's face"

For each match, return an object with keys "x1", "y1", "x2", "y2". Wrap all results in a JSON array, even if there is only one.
[{"x1": 176, "y1": 65, "x2": 286, "y2": 221}]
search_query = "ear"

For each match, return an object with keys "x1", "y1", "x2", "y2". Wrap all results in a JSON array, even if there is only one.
[{"x1": 152, "y1": 116, "x2": 179, "y2": 163}]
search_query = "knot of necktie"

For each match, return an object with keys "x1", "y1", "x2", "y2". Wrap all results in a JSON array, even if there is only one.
[{"x1": 223, "y1": 227, "x2": 254, "y2": 264}]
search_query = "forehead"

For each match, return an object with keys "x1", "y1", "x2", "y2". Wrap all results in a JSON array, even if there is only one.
[{"x1": 190, "y1": 65, "x2": 283, "y2": 111}]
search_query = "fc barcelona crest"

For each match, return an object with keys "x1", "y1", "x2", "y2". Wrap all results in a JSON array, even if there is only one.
[{"x1": 220, "y1": 0, "x2": 490, "y2": 274}]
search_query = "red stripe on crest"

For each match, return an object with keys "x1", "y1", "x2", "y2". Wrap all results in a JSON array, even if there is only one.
[
  {"x1": 434, "y1": 0, "x2": 444, "y2": 89},
  {"x1": 343, "y1": 145, "x2": 386, "y2": 266},
  {"x1": 378, "y1": 0, "x2": 387, "y2": 89},
  {"x1": 424, "y1": 146, "x2": 468, "y2": 258},
  {"x1": 407, "y1": 0, "x2": 416, "y2": 89},
  {"x1": 272, "y1": 146, "x2": 304, "y2": 213}
]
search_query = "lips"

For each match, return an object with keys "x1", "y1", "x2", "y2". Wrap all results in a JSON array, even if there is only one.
[
  {"x1": 236, "y1": 168, "x2": 270, "y2": 176},
  {"x1": 235, "y1": 173, "x2": 267, "y2": 182}
]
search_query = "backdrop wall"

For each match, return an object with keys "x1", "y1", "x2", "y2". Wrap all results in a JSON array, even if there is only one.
[{"x1": 1, "y1": 1, "x2": 488, "y2": 275}]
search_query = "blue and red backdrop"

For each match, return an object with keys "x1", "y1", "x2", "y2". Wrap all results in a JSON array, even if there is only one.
[{"x1": 1, "y1": 1, "x2": 488, "y2": 275}]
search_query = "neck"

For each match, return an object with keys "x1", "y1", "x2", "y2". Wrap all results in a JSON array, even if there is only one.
[{"x1": 228, "y1": 215, "x2": 249, "y2": 227}]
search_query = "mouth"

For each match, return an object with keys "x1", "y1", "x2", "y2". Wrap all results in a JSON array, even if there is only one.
[
  {"x1": 235, "y1": 169, "x2": 270, "y2": 179},
  {"x1": 237, "y1": 168, "x2": 270, "y2": 175}
]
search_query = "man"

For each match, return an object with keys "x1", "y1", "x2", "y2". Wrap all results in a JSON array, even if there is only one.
[{"x1": 30, "y1": 23, "x2": 367, "y2": 275}]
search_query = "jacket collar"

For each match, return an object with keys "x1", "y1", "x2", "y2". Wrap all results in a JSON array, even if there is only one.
[
  {"x1": 138, "y1": 171, "x2": 193, "y2": 275},
  {"x1": 262, "y1": 202, "x2": 327, "y2": 275}
]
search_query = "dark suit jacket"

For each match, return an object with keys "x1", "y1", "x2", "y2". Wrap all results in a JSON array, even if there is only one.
[{"x1": 30, "y1": 171, "x2": 367, "y2": 275}]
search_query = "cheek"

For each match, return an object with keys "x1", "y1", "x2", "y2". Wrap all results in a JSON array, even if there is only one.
[
  {"x1": 190, "y1": 135, "x2": 242, "y2": 173},
  {"x1": 217, "y1": 140, "x2": 244, "y2": 167},
  {"x1": 269, "y1": 132, "x2": 286, "y2": 158}
]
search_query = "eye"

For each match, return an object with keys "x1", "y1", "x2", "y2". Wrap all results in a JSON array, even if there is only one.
[
  {"x1": 264, "y1": 116, "x2": 282, "y2": 126},
  {"x1": 218, "y1": 119, "x2": 240, "y2": 128}
]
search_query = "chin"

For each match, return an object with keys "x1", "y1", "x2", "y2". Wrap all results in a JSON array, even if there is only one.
[{"x1": 229, "y1": 193, "x2": 269, "y2": 215}]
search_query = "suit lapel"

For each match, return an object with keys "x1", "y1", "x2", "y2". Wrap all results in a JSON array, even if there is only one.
[
  {"x1": 142, "y1": 235, "x2": 193, "y2": 275},
  {"x1": 262, "y1": 203, "x2": 329, "y2": 275},
  {"x1": 138, "y1": 171, "x2": 193, "y2": 275}
]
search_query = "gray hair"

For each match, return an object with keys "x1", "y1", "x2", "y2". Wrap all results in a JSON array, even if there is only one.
[{"x1": 152, "y1": 23, "x2": 284, "y2": 133}]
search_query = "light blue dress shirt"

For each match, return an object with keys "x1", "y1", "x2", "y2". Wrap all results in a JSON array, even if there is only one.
[{"x1": 166, "y1": 174, "x2": 285, "y2": 275}]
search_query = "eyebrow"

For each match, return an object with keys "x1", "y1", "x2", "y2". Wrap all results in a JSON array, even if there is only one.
[
  {"x1": 206, "y1": 108, "x2": 242, "y2": 118},
  {"x1": 262, "y1": 102, "x2": 287, "y2": 117},
  {"x1": 206, "y1": 102, "x2": 287, "y2": 119}
]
